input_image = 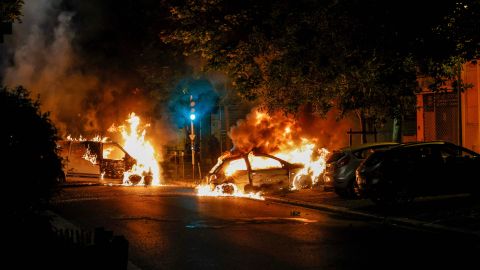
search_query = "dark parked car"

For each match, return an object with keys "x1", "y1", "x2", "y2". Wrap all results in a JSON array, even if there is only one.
[
  {"x1": 323, "y1": 142, "x2": 399, "y2": 197},
  {"x1": 207, "y1": 151, "x2": 303, "y2": 193},
  {"x1": 356, "y1": 141, "x2": 480, "y2": 205}
]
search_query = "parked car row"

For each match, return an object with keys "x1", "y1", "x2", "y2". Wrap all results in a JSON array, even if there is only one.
[
  {"x1": 322, "y1": 142, "x2": 400, "y2": 197},
  {"x1": 355, "y1": 141, "x2": 480, "y2": 205},
  {"x1": 323, "y1": 140, "x2": 479, "y2": 205}
]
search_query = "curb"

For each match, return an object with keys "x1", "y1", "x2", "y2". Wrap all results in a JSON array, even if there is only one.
[{"x1": 265, "y1": 196, "x2": 480, "y2": 238}]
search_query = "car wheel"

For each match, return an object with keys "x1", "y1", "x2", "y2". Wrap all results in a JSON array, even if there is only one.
[
  {"x1": 395, "y1": 185, "x2": 415, "y2": 204},
  {"x1": 221, "y1": 183, "x2": 235, "y2": 194},
  {"x1": 58, "y1": 171, "x2": 66, "y2": 183},
  {"x1": 335, "y1": 181, "x2": 358, "y2": 199},
  {"x1": 292, "y1": 175, "x2": 312, "y2": 189}
]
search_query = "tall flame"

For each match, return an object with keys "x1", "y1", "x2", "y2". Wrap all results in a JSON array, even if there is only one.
[{"x1": 117, "y1": 112, "x2": 161, "y2": 186}]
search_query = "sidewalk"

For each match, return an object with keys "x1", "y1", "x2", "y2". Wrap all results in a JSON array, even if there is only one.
[{"x1": 266, "y1": 187, "x2": 480, "y2": 237}]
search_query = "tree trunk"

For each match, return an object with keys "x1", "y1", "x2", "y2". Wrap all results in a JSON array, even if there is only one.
[{"x1": 392, "y1": 116, "x2": 402, "y2": 143}]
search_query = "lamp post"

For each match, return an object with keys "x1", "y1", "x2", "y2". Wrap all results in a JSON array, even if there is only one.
[{"x1": 189, "y1": 95, "x2": 196, "y2": 182}]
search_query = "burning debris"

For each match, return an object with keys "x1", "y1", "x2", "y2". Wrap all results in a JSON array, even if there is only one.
[{"x1": 196, "y1": 183, "x2": 264, "y2": 200}]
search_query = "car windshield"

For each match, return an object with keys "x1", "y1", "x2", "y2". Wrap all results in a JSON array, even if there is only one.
[
  {"x1": 364, "y1": 151, "x2": 386, "y2": 167},
  {"x1": 327, "y1": 151, "x2": 346, "y2": 163}
]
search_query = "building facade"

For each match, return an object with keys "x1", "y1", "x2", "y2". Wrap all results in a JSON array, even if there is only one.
[{"x1": 417, "y1": 62, "x2": 479, "y2": 152}]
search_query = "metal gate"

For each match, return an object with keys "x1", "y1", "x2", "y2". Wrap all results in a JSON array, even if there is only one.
[{"x1": 423, "y1": 92, "x2": 459, "y2": 143}]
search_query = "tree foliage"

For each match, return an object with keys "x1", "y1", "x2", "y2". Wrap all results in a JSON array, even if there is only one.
[
  {"x1": 0, "y1": 0, "x2": 23, "y2": 22},
  {"x1": 162, "y1": 0, "x2": 479, "y2": 125},
  {"x1": 0, "y1": 85, "x2": 62, "y2": 222}
]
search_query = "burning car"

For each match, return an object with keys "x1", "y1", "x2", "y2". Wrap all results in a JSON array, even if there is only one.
[
  {"x1": 207, "y1": 151, "x2": 304, "y2": 193},
  {"x1": 59, "y1": 140, "x2": 136, "y2": 183}
]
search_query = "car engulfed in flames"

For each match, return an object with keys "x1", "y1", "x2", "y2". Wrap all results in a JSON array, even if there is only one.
[
  {"x1": 59, "y1": 112, "x2": 162, "y2": 186},
  {"x1": 59, "y1": 140, "x2": 137, "y2": 182},
  {"x1": 205, "y1": 151, "x2": 306, "y2": 194},
  {"x1": 196, "y1": 109, "x2": 331, "y2": 199}
]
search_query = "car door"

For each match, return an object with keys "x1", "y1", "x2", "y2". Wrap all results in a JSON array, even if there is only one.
[
  {"x1": 101, "y1": 143, "x2": 129, "y2": 179},
  {"x1": 64, "y1": 141, "x2": 102, "y2": 178},
  {"x1": 217, "y1": 157, "x2": 250, "y2": 187},
  {"x1": 248, "y1": 154, "x2": 289, "y2": 188},
  {"x1": 440, "y1": 144, "x2": 479, "y2": 194},
  {"x1": 416, "y1": 145, "x2": 445, "y2": 195}
]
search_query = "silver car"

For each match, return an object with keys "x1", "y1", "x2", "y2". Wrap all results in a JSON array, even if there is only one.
[{"x1": 323, "y1": 142, "x2": 399, "y2": 197}]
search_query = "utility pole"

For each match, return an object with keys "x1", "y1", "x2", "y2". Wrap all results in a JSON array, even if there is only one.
[{"x1": 457, "y1": 64, "x2": 463, "y2": 147}]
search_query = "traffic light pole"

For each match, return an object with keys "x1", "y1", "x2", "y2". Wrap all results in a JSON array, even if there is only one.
[
  {"x1": 190, "y1": 118, "x2": 195, "y2": 182},
  {"x1": 189, "y1": 95, "x2": 196, "y2": 182}
]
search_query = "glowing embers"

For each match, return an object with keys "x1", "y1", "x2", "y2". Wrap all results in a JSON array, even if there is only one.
[{"x1": 196, "y1": 183, "x2": 264, "y2": 200}]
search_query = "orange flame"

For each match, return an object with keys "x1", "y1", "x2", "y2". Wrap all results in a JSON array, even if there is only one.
[
  {"x1": 196, "y1": 183, "x2": 264, "y2": 200},
  {"x1": 82, "y1": 146, "x2": 97, "y2": 165},
  {"x1": 66, "y1": 134, "x2": 109, "y2": 142},
  {"x1": 116, "y1": 112, "x2": 161, "y2": 186}
]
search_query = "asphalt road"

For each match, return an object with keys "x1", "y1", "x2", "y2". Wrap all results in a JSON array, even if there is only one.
[{"x1": 52, "y1": 186, "x2": 480, "y2": 270}]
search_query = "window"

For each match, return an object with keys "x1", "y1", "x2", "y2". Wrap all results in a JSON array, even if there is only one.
[
  {"x1": 355, "y1": 148, "x2": 376, "y2": 159},
  {"x1": 248, "y1": 154, "x2": 283, "y2": 170},
  {"x1": 327, "y1": 151, "x2": 346, "y2": 163},
  {"x1": 222, "y1": 158, "x2": 247, "y2": 176},
  {"x1": 103, "y1": 143, "x2": 126, "y2": 160}
]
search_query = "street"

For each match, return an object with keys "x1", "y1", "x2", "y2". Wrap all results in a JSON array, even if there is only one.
[{"x1": 52, "y1": 185, "x2": 480, "y2": 270}]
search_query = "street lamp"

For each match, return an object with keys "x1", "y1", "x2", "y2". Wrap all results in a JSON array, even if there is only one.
[{"x1": 189, "y1": 95, "x2": 196, "y2": 181}]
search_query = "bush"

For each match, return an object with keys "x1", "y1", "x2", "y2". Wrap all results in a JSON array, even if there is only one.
[{"x1": 0, "y1": 85, "x2": 62, "y2": 223}]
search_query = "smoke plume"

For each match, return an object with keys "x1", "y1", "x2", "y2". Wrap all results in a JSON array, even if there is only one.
[
  {"x1": 229, "y1": 107, "x2": 353, "y2": 153},
  {"x1": 0, "y1": 0, "x2": 176, "y2": 154}
]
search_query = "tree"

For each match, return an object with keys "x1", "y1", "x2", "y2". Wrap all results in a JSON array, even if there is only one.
[
  {"x1": 162, "y1": 0, "x2": 479, "y2": 142},
  {"x1": 0, "y1": 85, "x2": 62, "y2": 225},
  {"x1": 0, "y1": 0, "x2": 23, "y2": 22},
  {"x1": 0, "y1": 0, "x2": 23, "y2": 43}
]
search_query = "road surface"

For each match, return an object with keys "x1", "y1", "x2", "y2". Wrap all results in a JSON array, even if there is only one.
[{"x1": 52, "y1": 185, "x2": 479, "y2": 269}]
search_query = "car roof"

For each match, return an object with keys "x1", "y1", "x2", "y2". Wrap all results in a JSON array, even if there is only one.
[
  {"x1": 340, "y1": 142, "x2": 400, "y2": 152},
  {"x1": 390, "y1": 140, "x2": 455, "y2": 150},
  {"x1": 220, "y1": 151, "x2": 295, "y2": 165}
]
